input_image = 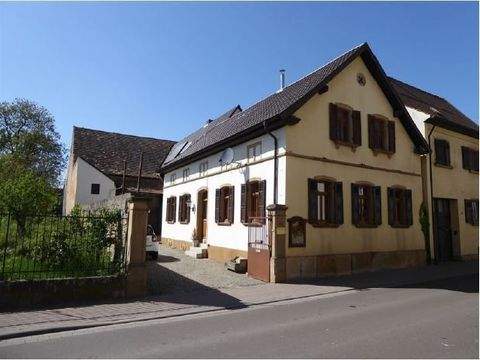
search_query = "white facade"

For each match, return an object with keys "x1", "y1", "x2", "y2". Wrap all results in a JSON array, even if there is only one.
[
  {"x1": 63, "y1": 156, "x2": 116, "y2": 214},
  {"x1": 404, "y1": 106, "x2": 430, "y2": 136},
  {"x1": 161, "y1": 129, "x2": 286, "y2": 252}
]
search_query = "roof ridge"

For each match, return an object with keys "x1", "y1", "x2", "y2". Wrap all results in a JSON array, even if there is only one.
[
  {"x1": 388, "y1": 76, "x2": 447, "y2": 102},
  {"x1": 74, "y1": 126, "x2": 176, "y2": 143}
]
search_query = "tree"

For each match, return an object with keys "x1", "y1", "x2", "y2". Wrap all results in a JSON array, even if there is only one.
[{"x1": 0, "y1": 99, "x2": 65, "y2": 186}]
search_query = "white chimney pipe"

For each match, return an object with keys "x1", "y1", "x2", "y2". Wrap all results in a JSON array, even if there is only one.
[{"x1": 279, "y1": 69, "x2": 286, "y2": 91}]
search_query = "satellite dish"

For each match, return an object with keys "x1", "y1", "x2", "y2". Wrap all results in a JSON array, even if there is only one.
[{"x1": 219, "y1": 148, "x2": 234, "y2": 165}]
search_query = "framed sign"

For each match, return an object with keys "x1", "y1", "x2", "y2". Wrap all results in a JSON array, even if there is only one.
[{"x1": 288, "y1": 216, "x2": 306, "y2": 248}]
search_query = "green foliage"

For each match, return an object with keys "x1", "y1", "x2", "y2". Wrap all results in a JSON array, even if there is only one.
[
  {"x1": 0, "y1": 98, "x2": 65, "y2": 186},
  {"x1": 419, "y1": 202, "x2": 430, "y2": 240}
]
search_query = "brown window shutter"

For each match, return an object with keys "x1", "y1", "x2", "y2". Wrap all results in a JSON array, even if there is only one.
[
  {"x1": 240, "y1": 184, "x2": 247, "y2": 224},
  {"x1": 352, "y1": 110, "x2": 362, "y2": 146},
  {"x1": 172, "y1": 197, "x2": 177, "y2": 223},
  {"x1": 462, "y1": 146, "x2": 468, "y2": 169},
  {"x1": 373, "y1": 186, "x2": 382, "y2": 225},
  {"x1": 387, "y1": 187, "x2": 395, "y2": 226},
  {"x1": 186, "y1": 194, "x2": 191, "y2": 223},
  {"x1": 474, "y1": 151, "x2": 479, "y2": 172},
  {"x1": 334, "y1": 182, "x2": 343, "y2": 224},
  {"x1": 308, "y1": 179, "x2": 317, "y2": 222},
  {"x1": 351, "y1": 184, "x2": 360, "y2": 225},
  {"x1": 465, "y1": 200, "x2": 472, "y2": 224},
  {"x1": 329, "y1": 103, "x2": 338, "y2": 141},
  {"x1": 388, "y1": 121, "x2": 396, "y2": 153},
  {"x1": 228, "y1": 186, "x2": 235, "y2": 223},
  {"x1": 215, "y1": 189, "x2": 220, "y2": 223},
  {"x1": 445, "y1": 141, "x2": 450, "y2": 166},
  {"x1": 368, "y1": 115, "x2": 375, "y2": 149},
  {"x1": 405, "y1": 189, "x2": 413, "y2": 226},
  {"x1": 259, "y1": 180, "x2": 267, "y2": 224}
]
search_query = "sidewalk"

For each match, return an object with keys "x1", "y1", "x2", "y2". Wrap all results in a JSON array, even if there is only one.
[{"x1": 0, "y1": 261, "x2": 477, "y2": 341}]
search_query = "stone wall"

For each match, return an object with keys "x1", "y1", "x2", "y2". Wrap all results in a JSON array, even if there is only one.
[{"x1": 0, "y1": 275, "x2": 126, "y2": 311}]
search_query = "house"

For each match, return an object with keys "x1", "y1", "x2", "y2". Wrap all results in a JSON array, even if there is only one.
[
  {"x1": 160, "y1": 42, "x2": 437, "y2": 282},
  {"x1": 63, "y1": 126, "x2": 175, "y2": 231},
  {"x1": 390, "y1": 78, "x2": 479, "y2": 262}
]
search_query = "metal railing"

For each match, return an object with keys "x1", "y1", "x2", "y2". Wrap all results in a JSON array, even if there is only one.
[{"x1": 0, "y1": 212, "x2": 128, "y2": 281}]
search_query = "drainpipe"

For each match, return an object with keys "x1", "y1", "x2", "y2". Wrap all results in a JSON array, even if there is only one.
[
  {"x1": 427, "y1": 124, "x2": 437, "y2": 264},
  {"x1": 263, "y1": 120, "x2": 278, "y2": 205}
]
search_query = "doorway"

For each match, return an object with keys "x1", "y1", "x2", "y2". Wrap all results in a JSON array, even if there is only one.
[
  {"x1": 434, "y1": 198, "x2": 457, "y2": 261},
  {"x1": 197, "y1": 189, "x2": 208, "y2": 242}
]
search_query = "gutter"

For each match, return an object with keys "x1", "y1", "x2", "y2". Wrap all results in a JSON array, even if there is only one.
[
  {"x1": 263, "y1": 120, "x2": 278, "y2": 205},
  {"x1": 427, "y1": 124, "x2": 437, "y2": 264}
]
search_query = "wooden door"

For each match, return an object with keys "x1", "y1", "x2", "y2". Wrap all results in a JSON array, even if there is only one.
[
  {"x1": 434, "y1": 198, "x2": 453, "y2": 261},
  {"x1": 197, "y1": 190, "x2": 208, "y2": 242}
]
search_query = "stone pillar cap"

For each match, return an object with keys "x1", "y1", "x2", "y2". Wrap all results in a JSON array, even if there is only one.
[{"x1": 266, "y1": 204, "x2": 288, "y2": 211}]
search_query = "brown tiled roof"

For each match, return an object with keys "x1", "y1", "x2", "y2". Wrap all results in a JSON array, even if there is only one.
[
  {"x1": 389, "y1": 77, "x2": 479, "y2": 138},
  {"x1": 162, "y1": 43, "x2": 428, "y2": 171},
  {"x1": 72, "y1": 127, "x2": 176, "y2": 191}
]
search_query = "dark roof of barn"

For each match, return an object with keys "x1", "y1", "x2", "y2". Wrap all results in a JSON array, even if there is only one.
[
  {"x1": 162, "y1": 42, "x2": 428, "y2": 171},
  {"x1": 389, "y1": 77, "x2": 479, "y2": 138},
  {"x1": 72, "y1": 127, "x2": 176, "y2": 179}
]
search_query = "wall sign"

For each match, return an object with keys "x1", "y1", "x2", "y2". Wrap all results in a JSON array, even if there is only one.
[{"x1": 287, "y1": 216, "x2": 306, "y2": 248}]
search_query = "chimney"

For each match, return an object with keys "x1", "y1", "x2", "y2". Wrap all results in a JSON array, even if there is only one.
[{"x1": 279, "y1": 69, "x2": 286, "y2": 91}]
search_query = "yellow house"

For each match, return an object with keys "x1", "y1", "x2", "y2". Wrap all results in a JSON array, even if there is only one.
[
  {"x1": 391, "y1": 78, "x2": 479, "y2": 262},
  {"x1": 161, "y1": 43, "x2": 437, "y2": 282}
]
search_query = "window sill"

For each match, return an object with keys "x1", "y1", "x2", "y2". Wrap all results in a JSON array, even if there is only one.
[
  {"x1": 308, "y1": 221, "x2": 340, "y2": 228},
  {"x1": 179, "y1": 221, "x2": 190, "y2": 225},
  {"x1": 242, "y1": 222, "x2": 266, "y2": 227},
  {"x1": 371, "y1": 148, "x2": 394, "y2": 157},
  {"x1": 217, "y1": 221, "x2": 232, "y2": 226},
  {"x1": 468, "y1": 169, "x2": 479, "y2": 174},
  {"x1": 289, "y1": 243, "x2": 306, "y2": 248},
  {"x1": 333, "y1": 140, "x2": 359, "y2": 152},
  {"x1": 434, "y1": 162, "x2": 453, "y2": 169},
  {"x1": 354, "y1": 223, "x2": 378, "y2": 228},
  {"x1": 166, "y1": 221, "x2": 175, "y2": 224},
  {"x1": 390, "y1": 224, "x2": 411, "y2": 228}
]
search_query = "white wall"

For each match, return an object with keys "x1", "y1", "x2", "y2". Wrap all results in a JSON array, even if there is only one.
[
  {"x1": 161, "y1": 129, "x2": 286, "y2": 252},
  {"x1": 405, "y1": 106, "x2": 429, "y2": 137}
]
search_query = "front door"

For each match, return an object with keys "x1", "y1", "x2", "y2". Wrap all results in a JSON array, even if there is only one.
[
  {"x1": 434, "y1": 198, "x2": 453, "y2": 261},
  {"x1": 197, "y1": 190, "x2": 208, "y2": 242}
]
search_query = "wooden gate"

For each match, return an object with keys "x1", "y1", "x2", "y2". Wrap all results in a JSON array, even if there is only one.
[{"x1": 247, "y1": 216, "x2": 270, "y2": 282}]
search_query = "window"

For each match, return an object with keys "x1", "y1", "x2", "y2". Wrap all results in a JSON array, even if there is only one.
[
  {"x1": 387, "y1": 187, "x2": 413, "y2": 227},
  {"x1": 465, "y1": 199, "x2": 479, "y2": 225},
  {"x1": 434, "y1": 139, "x2": 450, "y2": 167},
  {"x1": 215, "y1": 186, "x2": 234, "y2": 225},
  {"x1": 199, "y1": 161, "x2": 208, "y2": 176},
  {"x1": 241, "y1": 180, "x2": 266, "y2": 224},
  {"x1": 166, "y1": 197, "x2": 176, "y2": 223},
  {"x1": 329, "y1": 103, "x2": 361, "y2": 147},
  {"x1": 91, "y1": 183, "x2": 100, "y2": 195},
  {"x1": 170, "y1": 173, "x2": 177, "y2": 184},
  {"x1": 462, "y1": 147, "x2": 479, "y2": 172},
  {"x1": 352, "y1": 184, "x2": 381, "y2": 227},
  {"x1": 288, "y1": 217, "x2": 306, "y2": 248},
  {"x1": 368, "y1": 115, "x2": 395, "y2": 153},
  {"x1": 247, "y1": 142, "x2": 262, "y2": 162},
  {"x1": 307, "y1": 179, "x2": 343, "y2": 227},
  {"x1": 178, "y1": 194, "x2": 191, "y2": 224},
  {"x1": 182, "y1": 168, "x2": 190, "y2": 182}
]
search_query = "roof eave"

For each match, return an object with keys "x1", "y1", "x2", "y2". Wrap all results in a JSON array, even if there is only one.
[{"x1": 426, "y1": 115, "x2": 479, "y2": 139}]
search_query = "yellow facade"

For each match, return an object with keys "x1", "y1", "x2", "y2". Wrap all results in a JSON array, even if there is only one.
[
  {"x1": 425, "y1": 123, "x2": 479, "y2": 258},
  {"x1": 284, "y1": 57, "x2": 425, "y2": 259}
]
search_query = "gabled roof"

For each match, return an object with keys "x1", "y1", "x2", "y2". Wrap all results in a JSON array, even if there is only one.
[
  {"x1": 389, "y1": 77, "x2": 479, "y2": 138},
  {"x1": 162, "y1": 43, "x2": 428, "y2": 172},
  {"x1": 72, "y1": 127, "x2": 176, "y2": 192}
]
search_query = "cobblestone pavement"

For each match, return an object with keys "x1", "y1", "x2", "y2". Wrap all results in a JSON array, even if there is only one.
[{"x1": 147, "y1": 244, "x2": 263, "y2": 295}]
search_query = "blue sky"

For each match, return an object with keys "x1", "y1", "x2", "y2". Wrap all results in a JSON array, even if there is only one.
[{"x1": 1, "y1": 2, "x2": 478, "y2": 149}]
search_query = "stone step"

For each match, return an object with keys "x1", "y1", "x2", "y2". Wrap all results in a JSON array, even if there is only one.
[{"x1": 185, "y1": 246, "x2": 208, "y2": 259}]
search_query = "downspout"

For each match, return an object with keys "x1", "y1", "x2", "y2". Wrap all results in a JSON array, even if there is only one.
[
  {"x1": 427, "y1": 124, "x2": 437, "y2": 264},
  {"x1": 263, "y1": 120, "x2": 278, "y2": 205}
]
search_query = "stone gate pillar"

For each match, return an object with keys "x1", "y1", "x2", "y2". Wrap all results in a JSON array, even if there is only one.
[
  {"x1": 267, "y1": 204, "x2": 287, "y2": 283},
  {"x1": 125, "y1": 197, "x2": 149, "y2": 298}
]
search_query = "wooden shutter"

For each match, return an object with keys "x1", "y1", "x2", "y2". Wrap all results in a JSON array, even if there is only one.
[
  {"x1": 465, "y1": 200, "x2": 472, "y2": 224},
  {"x1": 352, "y1": 110, "x2": 362, "y2": 146},
  {"x1": 368, "y1": 115, "x2": 375, "y2": 149},
  {"x1": 308, "y1": 179, "x2": 317, "y2": 223},
  {"x1": 186, "y1": 194, "x2": 191, "y2": 223},
  {"x1": 173, "y1": 197, "x2": 176, "y2": 223},
  {"x1": 259, "y1": 180, "x2": 266, "y2": 224},
  {"x1": 388, "y1": 121, "x2": 396, "y2": 153},
  {"x1": 462, "y1": 146, "x2": 469, "y2": 169},
  {"x1": 434, "y1": 139, "x2": 442, "y2": 164},
  {"x1": 240, "y1": 184, "x2": 247, "y2": 224},
  {"x1": 334, "y1": 182, "x2": 343, "y2": 225},
  {"x1": 445, "y1": 141, "x2": 450, "y2": 165},
  {"x1": 329, "y1": 103, "x2": 338, "y2": 141},
  {"x1": 405, "y1": 189, "x2": 413, "y2": 226},
  {"x1": 473, "y1": 151, "x2": 479, "y2": 172},
  {"x1": 373, "y1": 186, "x2": 382, "y2": 225},
  {"x1": 351, "y1": 184, "x2": 360, "y2": 225},
  {"x1": 228, "y1": 186, "x2": 235, "y2": 223},
  {"x1": 387, "y1": 188, "x2": 395, "y2": 226},
  {"x1": 215, "y1": 189, "x2": 220, "y2": 223}
]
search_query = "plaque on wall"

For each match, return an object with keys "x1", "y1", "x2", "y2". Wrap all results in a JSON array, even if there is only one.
[{"x1": 288, "y1": 216, "x2": 306, "y2": 248}]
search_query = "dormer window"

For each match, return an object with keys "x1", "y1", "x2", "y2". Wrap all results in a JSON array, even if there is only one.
[{"x1": 329, "y1": 103, "x2": 361, "y2": 147}]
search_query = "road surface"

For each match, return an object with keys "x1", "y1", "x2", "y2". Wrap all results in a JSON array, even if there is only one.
[{"x1": 0, "y1": 275, "x2": 477, "y2": 358}]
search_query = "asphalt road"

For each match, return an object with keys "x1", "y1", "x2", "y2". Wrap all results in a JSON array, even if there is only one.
[{"x1": 0, "y1": 274, "x2": 478, "y2": 358}]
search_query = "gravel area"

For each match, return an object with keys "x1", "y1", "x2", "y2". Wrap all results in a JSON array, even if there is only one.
[{"x1": 147, "y1": 244, "x2": 263, "y2": 295}]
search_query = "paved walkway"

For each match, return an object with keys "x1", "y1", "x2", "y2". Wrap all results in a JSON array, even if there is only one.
[
  {"x1": 0, "y1": 261, "x2": 477, "y2": 341},
  {"x1": 147, "y1": 245, "x2": 262, "y2": 295}
]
